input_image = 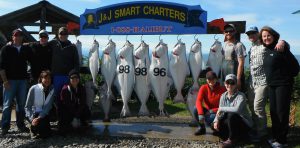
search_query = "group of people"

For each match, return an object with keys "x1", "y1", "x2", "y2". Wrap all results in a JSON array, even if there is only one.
[
  {"x1": 0, "y1": 23, "x2": 299, "y2": 147},
  {"x1": 194, "y1": 24, "x2": 299, "y2": 148},
  {"x1": 0, "y1": 27, "x2": 91, "y2": 138}
]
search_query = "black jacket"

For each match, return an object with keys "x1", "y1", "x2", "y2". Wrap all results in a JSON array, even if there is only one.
[
  {"x1": 264, "y1": 47, "x2": 299, "y2": 86},
  {"x1": 30, "y1": 42, "x2": 53, "y2": 79},
  {"x1": 0, "y1": 44, "x2": 32, "y2": 79},
  {"x1": 50, "y1": 39, "x2": 79, "y2": 75}
]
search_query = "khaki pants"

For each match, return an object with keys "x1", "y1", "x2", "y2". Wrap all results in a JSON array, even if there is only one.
[{"x1": 247, "y1": 84, "x2": 268, "y2": 136}]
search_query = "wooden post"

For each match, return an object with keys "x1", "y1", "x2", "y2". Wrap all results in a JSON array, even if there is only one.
[{"x1": 40, "y1": 6, "x2": 46, "y2": 30}]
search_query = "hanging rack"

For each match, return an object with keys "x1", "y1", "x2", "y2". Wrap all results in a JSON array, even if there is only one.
[
  {"x1": 156, "y1": 35, "x2": 162, "y2": 47},
  {"x1": 194, "y1": 34, "x2": 199, "y2": 40},
  {"x1": 159, "y1": 34, "x2": 162, "y2": 41},
  {"x1": 214, "y1": 34, "x2": 219, "y2": 40},
  {"x1": 177, "y1": 34, "x2": 181, "y2": 41}
]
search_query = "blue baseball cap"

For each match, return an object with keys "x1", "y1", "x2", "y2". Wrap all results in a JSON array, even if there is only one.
[{"x1": 246, "y1": 26, "x2": 259, "y2": 35}]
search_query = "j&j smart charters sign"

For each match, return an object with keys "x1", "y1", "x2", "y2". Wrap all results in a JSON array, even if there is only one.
[{"x1": 80, "y1": 1, "x2": 207, "y2": 35}]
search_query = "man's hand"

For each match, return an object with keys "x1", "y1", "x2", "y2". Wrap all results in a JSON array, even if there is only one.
[
  {"x1": 3, "y1": 81, "x2": 10, "y2": 89},
  {"x1": 32, "y1": 117, "x2": 41, "y2": 126},
  {"x1": 275, "y1": 40, "x2": 285, "y2": 52},
  {"x1": 213, "y1": 122, "x2": 219, "y2": 131}
]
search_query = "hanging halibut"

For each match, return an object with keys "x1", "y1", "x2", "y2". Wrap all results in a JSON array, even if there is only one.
[
  {"x1": 75, "y1": 39, "x2": 83, "y2": 66},
  {"x1": 169, "y1": 39, "x2": 189, "y2": 103},
  {"x1": 116, "y1": 40, "x2": 135, "y2": 117},
  {"x1": 134, "y1": 41, "x2": 151, "y2": 116},
  {"x1": 188, "y1": 39, "x2": 203, "y2": 90},
  {"x1": 149, "y1": 40, "x2": 172, "y2": 116},
  {"x1": 101, "y1": 39, "x2": 117, "y2": 121},
  {"x1": 207, "y1": 40, "x2": 223, "y2": 77},
  {"x1": 89, "y1": 40, "x2": 100, "y2": 87}
]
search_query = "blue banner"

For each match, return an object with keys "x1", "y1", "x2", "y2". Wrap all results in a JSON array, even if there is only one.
[{"x1": 80, "y1": 1, "x2": 207, "y2": 35}]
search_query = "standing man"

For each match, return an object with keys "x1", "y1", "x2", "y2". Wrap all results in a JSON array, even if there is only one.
[
  {"x1": 221, "y1": 24, "x2": 247, "y2": 91},
  {"x1": 0, "y1": 29, "x2": 31, "y2": 135},
  {"x1": 50, "y1": 27, "x2": 79, "y2": 123},
  {"x1": 50, "y1": 27, "x2": 79, "y2": 97},
  {"x1": 246, "y1": 26, "x2": 268, "y2": 140},
  {"x1": 29, "y1": 29, "x2": 53, "y2": 84}
]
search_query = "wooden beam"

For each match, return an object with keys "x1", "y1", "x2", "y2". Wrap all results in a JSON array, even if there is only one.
[{"x1": 40, "y1": 6, "x2": 46, "y2": 30}]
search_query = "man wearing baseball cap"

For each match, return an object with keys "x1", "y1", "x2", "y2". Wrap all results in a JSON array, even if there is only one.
[
  {"x1": 50, "y1": 27, "x2": 79, "y2": 120},
  {"x1": 50, "y1": 27, "x2": 79, "y2": 95},
  {"x1": 221, "y1": 23, "x2": 247, "y2": 92},
  {"x1": 28, "y1": 29, "x2": 53, "y2": 84},
  {"x1": 0, "y1": 28, "x2": 32, "y2": 135}
]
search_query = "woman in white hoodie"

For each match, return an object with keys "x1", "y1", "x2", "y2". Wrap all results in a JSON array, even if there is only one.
[{"x1": 25, "y1": 70, "x2": 55, "y2": 139}]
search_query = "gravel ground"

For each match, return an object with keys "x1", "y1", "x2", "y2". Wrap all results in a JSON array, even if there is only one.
[{"x1": 0, "y1": 120, "x2": 221, "y2": 148}]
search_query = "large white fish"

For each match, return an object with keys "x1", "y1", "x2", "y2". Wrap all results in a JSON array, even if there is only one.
[
  {"x1": 101, "y1": 39, "x2": 117, "y2": 121},
  {"x1": 186, "y1": 87, "x2": 198, "y2": 123},
  {"x1": 134, "y1": 41, "x2": 151, "y2": 116},
  {"x1": 169, "y1": 39, "x2": 189, "y2": 103},
  {"x1": 85, "y1": 81, "x2": 95, "y2": 111},
  {"x1": 89, "y1": 40, "x2": 100, "y2": 86},
  {"x1": 149, "y1": 40, "x2": 172, "y2": 116},
  {"x1": 101, "y1": 39, "x2": 117, "y2": 100},
  {"x1": 75, "y1": 39, "x2": 83, "y2": 66},
  {"x1": 188, "y1": 39, "x2": 203, "y2": 90},
  {"x1": 207, "y1": 40, "x2": 223, "y2": 77},
  {"x1": 116, "y1": 40, "x2": 135, "y2": 117}
]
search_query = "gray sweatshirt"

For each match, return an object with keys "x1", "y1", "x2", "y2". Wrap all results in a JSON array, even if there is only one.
[
  {"x1": 25, "y1": 84, "x2": 55, "y2": 121},
  {"x1": 213, "y1": 91, "x2": 253, "y2": 127}
]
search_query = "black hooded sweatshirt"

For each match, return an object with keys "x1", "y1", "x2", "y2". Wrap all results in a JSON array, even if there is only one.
[{"x1": 262, "y1": 27, "x2": 299, "y2": 86}]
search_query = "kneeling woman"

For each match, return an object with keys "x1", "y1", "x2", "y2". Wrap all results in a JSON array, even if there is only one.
[
  {"x1": 213, "y1": 74, "x2": 253, "y2": 147},
  {"x1": 58, "y1": 70, "x2": 91, "y2": 133},
  {"x1": 25, "y1": 70, "x2": 55, "y2": 138}
]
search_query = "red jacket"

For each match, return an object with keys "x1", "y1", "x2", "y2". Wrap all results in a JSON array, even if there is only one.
[{"x1": 196, "y1": 82, "x2": 226, "y2": 115}]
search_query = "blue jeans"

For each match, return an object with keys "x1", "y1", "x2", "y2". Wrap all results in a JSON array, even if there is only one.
[
  {"x1": 1, "y1": 80, "x2": 27, "y2": 129},
  {"x1": 193, "y1": 107, "x2": 216, "y2": 126}
]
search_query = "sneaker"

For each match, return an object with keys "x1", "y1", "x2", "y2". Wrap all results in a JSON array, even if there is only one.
[
  {"x1": 268, "y1": 139, "x2": 276, "y2": 145},
  {"x1": 194, "y1": 127, "x2": 206, "y2": 135},
  {"x1": 18, "y1": 126, "x2": 30, "y2": 133},
  {"x1": 1, "y1": 128, "x2": 9, "y2": 136},
  {"x1": 271, "y1": 141, "x2": 288, "y2": 148},
  {"x1": 221, "y1": 139, "x2": 233, "y2": 148}
]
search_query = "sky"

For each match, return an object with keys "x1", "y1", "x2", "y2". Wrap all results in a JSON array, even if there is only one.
[{"x1": 0, "y1": 0, "x2": 300, "y2": 57}]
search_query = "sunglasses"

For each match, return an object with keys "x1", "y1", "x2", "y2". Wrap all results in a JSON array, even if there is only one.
[
  {"x1": 224, "y1": 30, "x2": 234, "y2": 33},
  {"x1": 40, "y1": 35, "x2": 48, "y2": 38},
  {"x1": 226, "y1": 80, "x2": 236, "y2": 85},
  {"x1": 59, "y1": 32, "x2": 68, "y2": 35},
  {"x1": 70, "y1": 76, "x2": 79, "y2": 79},
  {"x1": 246, "y1": 32, "x2": 257, "y2": 35}
]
